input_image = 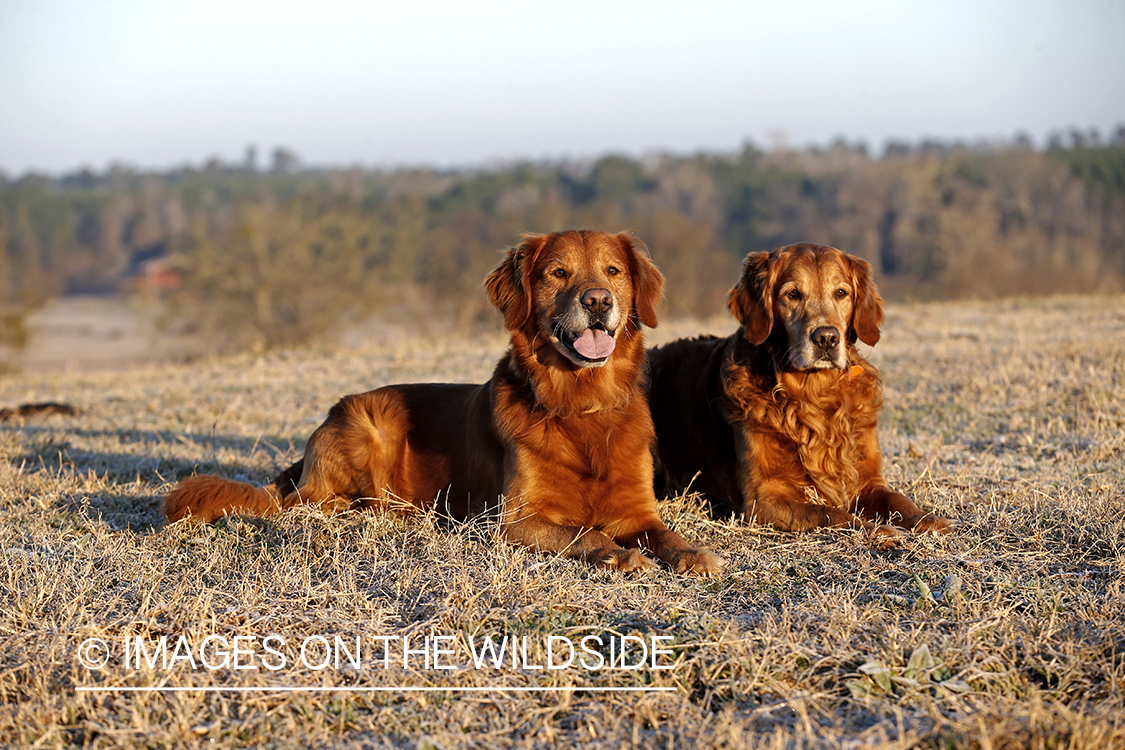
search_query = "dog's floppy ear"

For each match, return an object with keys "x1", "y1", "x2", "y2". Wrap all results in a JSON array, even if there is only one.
[
  {"x1": 848, "y1": 253, "x2": 883, "y2": 346},
  {"x1": 727, "y1": 251, "x2": 776, "y2": 345},
  {"x1": 486, "y1": 233, "x2": 549, "y2": 331},
  {"x1": 619, "y1": 233, "x2": 664, "y2": 329}
]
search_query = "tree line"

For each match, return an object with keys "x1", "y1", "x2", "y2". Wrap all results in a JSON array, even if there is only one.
[{"x1": 2, "y1": 130, "x2": 1124, "y2": 353}]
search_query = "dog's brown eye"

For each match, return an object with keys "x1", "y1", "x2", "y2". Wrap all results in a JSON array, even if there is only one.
[
  {"x1": 553, "y1": 269, "x2": 568, "y2": 279},
  {"x1": 606, "y1": 266, "x2": 620, "y2": 276},
  {"x1": 835, "y1": 288, "x2": 849, "y2": 298},
  {"x1": 786, "y1": 289, "x2": 802, "y2": 301}
]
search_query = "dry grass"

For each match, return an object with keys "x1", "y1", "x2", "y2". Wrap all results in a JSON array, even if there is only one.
[{"x1": 1, "y1": 296, "x2": 1123, "y2": 749}]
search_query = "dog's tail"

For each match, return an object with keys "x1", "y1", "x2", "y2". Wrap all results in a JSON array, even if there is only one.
[{"x1": 164, "y1": 475, "x2": 286, "y2": 523}]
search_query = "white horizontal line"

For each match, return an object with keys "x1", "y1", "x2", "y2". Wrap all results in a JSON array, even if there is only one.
[{"x1": 76, "y1": 686, "x2": 675, "y2": 693}]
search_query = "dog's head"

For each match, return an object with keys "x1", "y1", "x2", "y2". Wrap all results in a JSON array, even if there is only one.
[
  {"x1": 726, "y1": 243, "x2": 883, "y2": 370},
  {"x1": 486, "y1": 230, "x2": 664, "y2": 368}
]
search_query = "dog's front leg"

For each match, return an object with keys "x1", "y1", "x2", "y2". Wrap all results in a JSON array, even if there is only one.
[
  {"x1": 851, "y1": 430, "x2": 952, "y2": 533},
  {"x1": 853, "y1": 485, "x2": 953, "y2": 534},
  {"x1": 633, "y1": 524, "x2": 726, "y2": 576},
  {"x1": 500, "y1": 514, "x2": 658, "y2": 572}
]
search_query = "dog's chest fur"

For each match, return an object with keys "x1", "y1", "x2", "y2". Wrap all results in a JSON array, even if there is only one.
[{"x1": 722, "y1": 357, "x2": 882, "y2": 507}]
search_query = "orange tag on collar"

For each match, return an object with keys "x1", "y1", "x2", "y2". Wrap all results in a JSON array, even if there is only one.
[{"x1": 849, "y1": 365, "x2": 864, "y2": 379}]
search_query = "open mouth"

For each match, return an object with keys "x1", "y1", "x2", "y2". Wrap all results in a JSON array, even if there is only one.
[{"x1": 562, "y1": 322, "x2": 617, "y2": 362}]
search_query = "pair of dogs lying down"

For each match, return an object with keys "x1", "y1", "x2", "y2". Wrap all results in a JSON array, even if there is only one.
[{"x1": 165, "y1": 230, "x2": 951, "y2": 574}]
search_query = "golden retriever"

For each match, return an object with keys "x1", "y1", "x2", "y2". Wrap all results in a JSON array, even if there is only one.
[
  {"x1": 165, "y1": 230, "x2": 724, "y2": 574},
  {"x1": 647, "y1": 243, "x2": 951, "y2": 536}
]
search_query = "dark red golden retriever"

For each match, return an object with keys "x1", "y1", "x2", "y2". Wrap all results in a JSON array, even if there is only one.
[
  {"x1": 165, "y1": 230, "x2": 724, "y2": 574},
  {"x1": 647, "y1": 243, "x2": 951, "y2": 537}
]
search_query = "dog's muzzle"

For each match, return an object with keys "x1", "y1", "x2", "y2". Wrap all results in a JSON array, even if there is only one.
[{"x1": 555, "y1": 288, "x2": 619, "y2": 366}]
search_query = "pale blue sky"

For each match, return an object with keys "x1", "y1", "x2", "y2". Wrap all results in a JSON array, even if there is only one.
[{"x1": 1, "y1": 0, "x2": 1122, "y2": 175}]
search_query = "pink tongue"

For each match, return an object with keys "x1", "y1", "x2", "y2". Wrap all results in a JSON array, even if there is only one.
[{"x1": 572, "y1": 328, "x2": 616, "y2": 359}]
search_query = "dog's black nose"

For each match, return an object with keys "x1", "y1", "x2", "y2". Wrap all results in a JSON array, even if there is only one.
[
  {"x1": 811, "y1": 326, "x2": 840, "y2": 351},
  {"x1": 581, "y1": 288, "x2": 613, "y2": 313}
]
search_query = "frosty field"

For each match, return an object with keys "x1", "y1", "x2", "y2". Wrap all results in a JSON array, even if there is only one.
[{"x1": 1, "y1": 296, "x2": 1122, "y2": 749}]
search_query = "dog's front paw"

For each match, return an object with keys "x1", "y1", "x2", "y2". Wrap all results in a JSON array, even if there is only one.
[
  {"x1": 669, "y1": 548, "x2": 726, "y2": 576},
  {"x1": 602, "y1": 548, "x2": 658, "y2": 574},
  {"x1": 868, "y1": 523, "x2": 905, "y2": 548},
  {"x1": 913, "y1": 515, "x2": 954, "y2": 534}
]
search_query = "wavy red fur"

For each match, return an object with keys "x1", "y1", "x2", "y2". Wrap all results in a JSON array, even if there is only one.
[{"x1": 648, "y1": 242, "x2": 951, "y2": 537}]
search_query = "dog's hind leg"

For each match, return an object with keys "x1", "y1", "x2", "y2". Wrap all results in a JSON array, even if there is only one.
[{"x1": 289, "y1": 390, "x2": 419, "y2": 514}]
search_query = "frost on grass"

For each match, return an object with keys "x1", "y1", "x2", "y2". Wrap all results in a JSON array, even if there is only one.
[{"x1": 0, "y1": 297, "x2": 1123, "y2": 749}]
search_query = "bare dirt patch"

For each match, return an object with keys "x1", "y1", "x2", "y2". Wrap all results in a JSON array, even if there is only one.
[
  {"x1": 13, "y1": 296, "x2": 206, "y2": 374},
  {"x1": 1, "y1": 296, "x2": 1122, "y2": 748}
]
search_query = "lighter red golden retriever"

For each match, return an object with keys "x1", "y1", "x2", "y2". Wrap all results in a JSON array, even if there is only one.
[
  {"x1": 165, "y1": 230, "x2": 724, "y2": 574},
  {"x1": 647, "y1": 243, "x2": 951, "y2": 537}
]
